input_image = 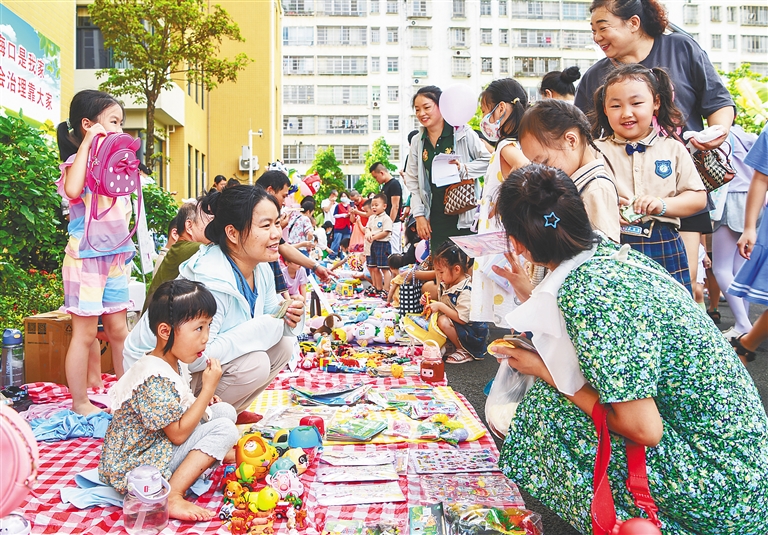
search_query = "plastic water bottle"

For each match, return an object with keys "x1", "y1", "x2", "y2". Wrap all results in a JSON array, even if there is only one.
[
  {"x1": 1, "y1": 329, "x2": 24, "y2": 389},
  {"x1": 123, "y1": 465, "x2": 170, "y2": 535}
]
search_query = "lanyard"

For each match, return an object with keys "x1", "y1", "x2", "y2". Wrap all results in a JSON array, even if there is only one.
[{"x1": 225, "y1": 255, "x2": 258, "y2": 318}]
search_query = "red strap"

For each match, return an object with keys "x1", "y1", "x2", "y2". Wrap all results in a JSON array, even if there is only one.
[{"x1": 625, "y1": 441, "x2": 661, "y2": 526}]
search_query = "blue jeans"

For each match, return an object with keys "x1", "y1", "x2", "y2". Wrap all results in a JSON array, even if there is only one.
[{"x1": 331, "y1": 228, "x2": 351, "y2": 253}]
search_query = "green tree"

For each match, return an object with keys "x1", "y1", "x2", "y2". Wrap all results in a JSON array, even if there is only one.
[
  {"x1": 720, "y1": 64, "x2": 768, "y2": 134},
  {"x1": 141, "y1": 180, "x2": 178, "y2": 236},
  {"x1": 307, "y1": 147, "x2": 346, "y2": 200},
  {"x1": 89, "y1": 0, "x2": 250, "y2": 170},
  {"x1": 355, "y1": 137, "x2": 398, "y2": 196}
]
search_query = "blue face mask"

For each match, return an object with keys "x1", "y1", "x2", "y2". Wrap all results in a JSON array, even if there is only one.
[{"x1": 480, "y1": 103, "x2": 506, "y2": 142}]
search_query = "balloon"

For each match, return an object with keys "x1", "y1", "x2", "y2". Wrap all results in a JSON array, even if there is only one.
[
  {"x1": 299, "y1": 181, "x2": 312, "y2": 197},
  {"x1": 303, "y1": 173, "x2": 321, "y2": 195},
  {"x1": 439, "y1": 85, "x2": 478, "y2": 127},
  {"x1": 415, "y1": 239, "x2": 429, "y2": 263}
]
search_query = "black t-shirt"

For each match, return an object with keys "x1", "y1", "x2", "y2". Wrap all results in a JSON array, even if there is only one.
[
  {"x1": 381, "y1": 178, "x2": 403, "y2": 223},
  {"x1": 574, "y1": 32, "x2": 734, "y2": 133}
]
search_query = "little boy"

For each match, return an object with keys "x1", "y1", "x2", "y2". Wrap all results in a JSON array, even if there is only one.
[{"x1": 365, "y1": 194, "x2": 393, "y2": 294}]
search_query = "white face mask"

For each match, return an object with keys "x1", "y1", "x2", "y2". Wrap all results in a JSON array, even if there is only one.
[{"x1": 480, "y1": 103, "x2": 505, "y2": 143}]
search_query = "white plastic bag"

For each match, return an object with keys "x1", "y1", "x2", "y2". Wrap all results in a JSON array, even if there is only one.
[{"x1": 485, "y1": 363, "x2": 535, "y2": 439}]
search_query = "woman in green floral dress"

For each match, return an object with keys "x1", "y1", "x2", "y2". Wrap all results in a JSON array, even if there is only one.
[{"x1": 491, "y1": 164, "x2": 768, "y2": 534}]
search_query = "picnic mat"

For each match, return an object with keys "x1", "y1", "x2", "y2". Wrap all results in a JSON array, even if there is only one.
[
  {"x1": 16, "y1": 393, "x2": 505, "y2": 535},
  {"x1": 269, "y1": 365, "x2": 448, "y2": 391}
]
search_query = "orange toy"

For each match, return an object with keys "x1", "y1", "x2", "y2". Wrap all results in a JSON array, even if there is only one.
[{"x1": 235, "y1": 433, "x2": 278, "y2": 480}]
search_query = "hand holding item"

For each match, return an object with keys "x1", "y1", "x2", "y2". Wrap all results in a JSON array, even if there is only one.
[
  {"x1": 284, "y1": 297, "x2": 306, "y2": 328},
  {"x1": 488, "y1": 339, "x2": 553, "y2": 386},
  {"x1": 415, "y1": 216, "x2": 432, "y2": 240},
  {"x1": 491, "y1": 252, "x2": 534, "y2": 303},
  {"x1": 201, "y1": 358, "x2": 223, "y2": 392}
]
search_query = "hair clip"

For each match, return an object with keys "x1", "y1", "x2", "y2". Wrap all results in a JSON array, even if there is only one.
[
  {"x1": 511, "y1": 98, "x2": 520, "y2": 105},
  {"x1": 66, "y1": 119, "x2": 73, "y2": 133},
  {"x1": 543, "y1": 211, "x2": 560, "y2": 229}
]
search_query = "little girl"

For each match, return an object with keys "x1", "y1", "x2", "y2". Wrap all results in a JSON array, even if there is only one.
[
  {"x1": 519, "y1": 99, "x2": 620, "y2": 242},
  {"x1": 56, "y1": 90, "x2": 135, "y2": 415},
  {"x1": 280, "y1": 256, "x2": 308, "y2": 297},
  {"x1": 592, "y1": 65, "x2": 707, "y2": 291},
  {"x1": 425, "y1": 241, "x2": 488, "y2": 364},
  {"x1": 98, "y1": 280, "x2": 238, "y2": 522}
]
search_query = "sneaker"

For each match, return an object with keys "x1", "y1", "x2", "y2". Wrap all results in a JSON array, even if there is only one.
[{"x1": 720, "y1": 327, "x2": 744, "y2": 341}]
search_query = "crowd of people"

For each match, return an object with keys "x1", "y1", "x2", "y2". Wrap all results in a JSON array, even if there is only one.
[{"x1": 51, "y1": 0, "x2": 768, "y2": 530}]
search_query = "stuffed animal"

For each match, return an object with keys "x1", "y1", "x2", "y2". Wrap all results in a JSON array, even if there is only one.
[
  {"x1": 312, "y1": 314, "x2": 342, "y2": 339},
  {"x1": 354, "y1": 323, "x2": 376, "y2": 346}
]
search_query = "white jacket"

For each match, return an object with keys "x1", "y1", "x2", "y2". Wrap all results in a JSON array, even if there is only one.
[{"x1": 123, "y1": 244, "x2": 304, "y2": 373}]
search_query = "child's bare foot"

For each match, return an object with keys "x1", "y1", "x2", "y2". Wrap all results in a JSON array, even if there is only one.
[
  {"x1": 168, "y1": 493, "x2": 215, "y2": 522},
  {"x1": 223, "y1": 447, "x2": 236, "y2": 465},
  {"x1": 71, "y1": 400, "x2": 104, "y2": 416}
]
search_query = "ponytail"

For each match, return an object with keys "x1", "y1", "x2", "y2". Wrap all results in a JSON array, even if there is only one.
[{"x1": 57, "y1": 89, "x2": 124, "y2": 162}]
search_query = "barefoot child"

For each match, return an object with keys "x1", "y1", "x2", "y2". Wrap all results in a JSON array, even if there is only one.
[
  {"x1": 98, "y1": 280, "x2": 238, "y2": 522},
  {"x1": 366, "y1": 194, "x2": 393, "y2": 294}
]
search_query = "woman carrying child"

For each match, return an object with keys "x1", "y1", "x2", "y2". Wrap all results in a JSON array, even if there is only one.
[
  {"x1": 99, "y1": 280, "x2": 238, "y2": 522},
  {"x1": 56, "y1": 90, "x2": 134, "y2": 415},
  {"x1": 592, "y1": 64, "x2": 706, "y2": 291},
  {"x1": 423, "y1": 241, "x2": 489, "y2": 364}
]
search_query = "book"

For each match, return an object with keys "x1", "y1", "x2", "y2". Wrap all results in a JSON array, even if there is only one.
[
  {"x1": 409, "y1": 504, "x2": 445, "y2": 535},
  {"x1": 326, "y1": 418, "x2": 388, "y2": 442}
]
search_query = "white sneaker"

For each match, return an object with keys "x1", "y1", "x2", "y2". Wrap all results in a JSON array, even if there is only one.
[{"x1": 720, "y1": 327, "x2": 744, "y2": 341}]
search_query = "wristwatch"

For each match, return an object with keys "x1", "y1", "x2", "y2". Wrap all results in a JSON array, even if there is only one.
[{"x1": 311, "y1": 262, "x2": 321, "y2": 272}]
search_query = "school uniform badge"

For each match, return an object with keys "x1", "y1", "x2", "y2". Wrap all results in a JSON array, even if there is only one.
[{"x1": 655, "y1": 160, "x2": 672, "y2": 178}]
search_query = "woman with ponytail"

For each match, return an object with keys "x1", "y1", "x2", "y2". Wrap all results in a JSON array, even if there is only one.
[
  {"x1": 492, "y1": 163, "x2": 768, "y2": 534},
  {"x1": 539, "y1": 66, "x2": 581, "y2": 101}
]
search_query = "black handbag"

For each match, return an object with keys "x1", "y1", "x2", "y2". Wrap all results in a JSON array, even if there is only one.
[{"x1": 398, "y1": 268, "x2": 424, "y2": 315}]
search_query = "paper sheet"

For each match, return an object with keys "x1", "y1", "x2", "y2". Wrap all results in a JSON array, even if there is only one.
[
  {"x1": 431, "y1": 153, "x2": 461, "y2": 187},
  {"x1": 449, "y1": 231, "x2": 509, "y2": 257}
]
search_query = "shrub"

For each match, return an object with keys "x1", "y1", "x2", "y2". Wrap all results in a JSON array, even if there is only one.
[{"x1": 0, "y1": 265, "x2": 64, "y2": 330}]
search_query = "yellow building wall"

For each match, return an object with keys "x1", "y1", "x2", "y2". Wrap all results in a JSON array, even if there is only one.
[
  {"x1": 165, "y1": 83, "x2": 209, "y2": 200},
  {"x1": 1, "y1": 0, "x2": 76, "y2": 123},
  {"x1": 207, "y1": 0, "x2": 282, "y2": 185}
]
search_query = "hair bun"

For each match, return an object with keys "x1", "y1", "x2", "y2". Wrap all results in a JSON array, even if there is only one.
[
  {"x1": 561, "y1": 66, "x2": 581, "y2": 84},
  {"x1": 522, "y1": 168, "x2": 566, "y2": 211},
  {"x1": 200, "y1": 190, "x2": 220, "y2": 217}
]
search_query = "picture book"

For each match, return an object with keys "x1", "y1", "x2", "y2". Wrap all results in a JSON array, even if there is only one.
[
  {"x1": 326, "y1": 418, "x2": 388, "y2": 442},
  {"x1": 409, "y1": 504, "x2": 445, "y2": 535},
  {"x1": 412, "y1": 449, "x2": 500, "y2": 474}
]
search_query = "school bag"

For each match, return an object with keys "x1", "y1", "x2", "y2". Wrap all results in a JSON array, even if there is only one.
[{"x1": 84, "y1": 132, "x2": 142, "y2": 252}]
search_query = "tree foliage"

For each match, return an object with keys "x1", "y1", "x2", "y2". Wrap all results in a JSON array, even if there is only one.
[
  {"x1": 354, "y1": 137, "x2": 398, "y2": 196},
  {"x1": 141, "y1": 180, "x2": 178, "y2": 237},
  {"x1": 89, "y1": 0, "x2": 250, "y2": 169},
  {"x1": 720, "y1": 64, "x2": 768, "y2": 134},
  {"x1": 307, "y1": 147, "x2": 346, "y2": 200}
]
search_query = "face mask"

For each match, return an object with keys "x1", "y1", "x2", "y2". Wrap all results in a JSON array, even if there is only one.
[{"x1": 480, "y1": 103, "x2": 506, "y2": 142}]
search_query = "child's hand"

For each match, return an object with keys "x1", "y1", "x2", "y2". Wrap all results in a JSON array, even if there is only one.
[
  {"x1": 420, "y1": 293, "x2": 428, "y2": 306},
  {"x1": 738, "y1": 228, "x2": 757, "y2": 260},
  {"x1": 633, "y1": 195, "x2": 663, "y2": 216},
  {"x1": 201, "y1": 358, "x2": 223, "y2": 393},
  {"x1": 208, "y1": 395, "x2": 222, "y2": 406},
  {"x1": 425, "y1": 301, "x2": 444, "y2": 315},
  {"x1": 618, "y1": 196, "x2": 632, "y2": 224},
  {"x1": 83, "y1": 123, "x2": 107, "y2": 147},
  {"x1": 365, "y1": 234, "x2": 373, "y2": 243}
]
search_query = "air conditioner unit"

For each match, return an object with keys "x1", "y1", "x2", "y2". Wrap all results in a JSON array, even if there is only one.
[
  {"x1": 372, "y1": 100, "x2": 380, "y2": 108},
  {"x1": 239, "y1": 156, "x2": 260, "y2": 171}
]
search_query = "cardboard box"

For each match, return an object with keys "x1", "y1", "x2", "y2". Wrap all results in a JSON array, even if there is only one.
[{"x1": 23, "y1": 311, "x2": 137, "y2": 385}]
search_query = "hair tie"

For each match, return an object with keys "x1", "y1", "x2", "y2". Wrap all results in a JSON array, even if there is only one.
[
  {"x1": 512, "y1": 98, "x2": 520, "y2": 105},
  {"x1": 66, "y1": 119, "x2": 73, "y2": 133}
]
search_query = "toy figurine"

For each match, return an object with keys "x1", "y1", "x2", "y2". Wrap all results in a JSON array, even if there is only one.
[{"x1": 236, "y1": 433, "x2": 278, "y2": 480}]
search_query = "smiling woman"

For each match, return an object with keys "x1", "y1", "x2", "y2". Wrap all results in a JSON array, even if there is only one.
[{"x1": 123, "y1": 186, "x2": 306, "y2": 414}]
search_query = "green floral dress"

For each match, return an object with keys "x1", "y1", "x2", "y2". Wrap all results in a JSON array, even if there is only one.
[{"x1": 498, "y1": 241, "x2": 768, "y2": 534}]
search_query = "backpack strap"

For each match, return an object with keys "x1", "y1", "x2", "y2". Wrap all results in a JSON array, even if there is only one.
[{"x1": 85, "y1": 179, "x2": 141, "y2": 254}]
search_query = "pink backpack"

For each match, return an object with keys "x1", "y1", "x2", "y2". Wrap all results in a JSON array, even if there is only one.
[{"x1": 85, "y1": 132, "x2": 142, "y2": 252}]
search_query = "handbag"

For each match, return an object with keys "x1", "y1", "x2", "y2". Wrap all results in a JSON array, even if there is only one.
[
  {"x1": 398, "y1": 268, "x2": 424, "y2": 315},
  {"x1": 444, "y1": 178, "x2": 478, "y2": 215},
  {"x1": 591, "y1": 402, "x2": 663, "y2": 535},
  {"x1": 672, "y1": 132, "x2": 735, "y2": 192}
]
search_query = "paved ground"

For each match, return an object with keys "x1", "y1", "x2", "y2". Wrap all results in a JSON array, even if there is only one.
[{"x1": 449, "y1": 300, "x2": 768, "y2": 535}]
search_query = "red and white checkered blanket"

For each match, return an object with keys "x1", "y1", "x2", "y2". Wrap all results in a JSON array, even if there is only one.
[{"x1": 268, "y1": 366, "x2": 447, "y2": 390}]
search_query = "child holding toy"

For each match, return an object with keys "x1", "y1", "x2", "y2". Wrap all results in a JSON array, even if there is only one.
[
  {"x1": 423, "y1": 241, "x2": 489, "y2": 364},
  {"x1": 366, "y1": 194, "x2": 393, "y2": 295},
  {"x1": 99, "y1": 280, "x2": 238, "y2": 522},
  {"x1": 280, "y1": 256, "x2": 308, "y2": 298}
]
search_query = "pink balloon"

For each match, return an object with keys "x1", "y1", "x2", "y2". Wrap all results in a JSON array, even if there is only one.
[
  {"x1": 415, "y1": 240, "x2": 428, "y2": 263},
  {"x1": 439, "y1": 85, "x2": 478, "y2": 127},
  {"x1": 299, "y1": 181, "x2": 312, "y2": 197}
]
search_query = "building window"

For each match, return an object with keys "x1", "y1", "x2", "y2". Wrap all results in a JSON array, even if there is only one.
[
  {"x1": 391, "y1": 146, "x2": 400, "y2": 161},
  {"x1": 741, "y1": 6, "x2": 768, "y2": 26},
  {"x1": 499, "y1": 0, "x2": 508, "y2": 16},
  {"x1": 283, "y1": 56, "x2": 315, "y2": 74},
  {"x1": 412, "y1": 56, "x2": 429, "y2": 77},
  {"x1": 682, "y1": 4, "x2": 699, "y2": 24},
  {"x1": 409, "y1": 0, "x2": 430, "y2": 17},
  {"x1": 320, "y1": 0, "x2": 368, "y2": 16},
  {"x1": 711, "y1": 34, "x2": 722, "y2": 50},
  {"x1": 480, "y1": 0, "x2": 492, "y2": 15},
  {"x1": 749, "y1": 63, "x2": 768, "y2": 75},
  {"x1": 283, "y1": 0, "x2": 314, "y2": 15},
  {"x1": 371, "y1": 56, "x2": 381, "y2": 72},
  {"x1": 562, "y1": 1, "x2": 589, "y2": 20},
  {"x1": 317, "y1": 26, "x2": 367, "y2": 45},
  {"x1": 187, "y1": 145, "x2": 192, "y2": 198},
  {"x1": 562, "y1": 30, "x2": 592, "y2": 48},
  {"x1": 727, "y1": 6, "x2": 736, "y2": 22},
  {"x1": 500, "y1": 57, "x2": 510, "y2": 73},
  {"x1": 318, "y1": 116, "x2": 368, "y2": 134},
  {"x1": 283, "y1": 144, "x2": 316, "y2": 164},
  {"x1": 728, "y1": 62, "x2": 737, "y2": 72},
  {"x1": 452, "y1": 56, "x2": 471, "y2": 77},
  {"x1": 513, "y1": 29, "x2": 558, "y2": 47},
  {"x1": 411, "y1": 27, "x2": 431, "y2": 48},
  {"x1": 284, "y1": 85, "x2": 315, "y2": 104},
  {"x1": 514, "y1": 56, "x2": 560, "y2": 76},
  {"x1": 728, "y1": 34, "x2": 737, "y2": 50},
  {"x1": 387, "y1": 57, "x2": 399, "y2": 72},
  {"x1": 386, "y1": 0, "x2": 398, "y2": 13},
  {"x1": 317, "y1": 85, "x2": 368, "y2": 104},
  {"x1": 511, "y1": 1, "x2": 560, "y2": 19},
  {"x1": 76, "y1": 8, "x2": 112, "y2": 69},
  {"x1": 388, "y1": 115, "x2": 400, "y2": 131},
  {"x1": 499, "y1": 28, "x2": 509, "y2": 44},
  {"x1": 370, "y1": 0, "x2": 379, "y2": 13},
  {"x1": 450, "y1": 27, "x2": 469, "y2": 48},
  {"x1": 317, "y1": 56, "x2": 368, "y2": 75},
  {"x1": 387, "y1": 86, "x2": 399, "y2": 102},
  {"x1": 283, "y1": 26, "x2": 314, "y2": 45},
  {"x1": 284, "y1": 116, "x2": 317, "y2": 134},
  {"x1": 743, "y1": 35, "x2": 768, "y2": 53},
  {"x1": 373, "y1": 115, "x2": 381, "y2": 131},
  {"x1": 372, "y1": 85, "x2": 381, "y2": 101},
  {"x1": 453, "y1": 0, "x2": 465, "y2": 18},
  {"x1": 481, "y1": 57, "x2": 493, "y2": 73},
  {"x1": 481, "y1": 28, "x2": 493, "y2": 44},
  {"x1": 387, "y1": 27, "x2": 399, "y2": 43},
  {"x1": 371, "y1": 27, "x2": 380, "y2": 43},
  {"x1": 710, "y1": 5, "x2": 721, "y2": 22}
]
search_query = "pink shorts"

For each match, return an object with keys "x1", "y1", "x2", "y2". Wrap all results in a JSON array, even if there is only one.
[{"x1": 62, "y1": 253, "x2": 132, "y2": 316}]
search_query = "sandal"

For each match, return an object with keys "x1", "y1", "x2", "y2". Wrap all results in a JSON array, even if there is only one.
[
  {"x1": 707, "y1": 309, "x2": 721, "y2": 324},
  {"x1": 445, "y1": 348, "x2": 476, "y2": 364},
  {"x1": 730, "y1": 335, "x2": 757, "y2": 363}
]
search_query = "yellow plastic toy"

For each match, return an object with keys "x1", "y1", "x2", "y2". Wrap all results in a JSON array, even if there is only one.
[
  {"x1": 402, "y1": 312, "x2": 447, "y2": 348},
  {"x1": 235, "y1": 433, "x2": 278, "y2": 480}
]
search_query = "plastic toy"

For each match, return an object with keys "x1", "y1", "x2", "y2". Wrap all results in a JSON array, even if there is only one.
[
  {"x1": 265, "y1": 469, "x2": 305, "y2": 499},
  {"x1": 257, "y1": 486, "x2": 280, "y2": 511},
  {"x1": 288, "y1": 426, "x2": 323, "y2": 449},
  {"x1": 236, "y1": 433, "x2": 278, "y2": 480},
  {"x1": 269, "y1": 457, "x2": 296, "y2": 476},
  {"x1": 235, "y1": 463, "x2": 256, "y2": 486},
  {"x1": 224, "y1": 480, "x2": 246, "y2": 506},
  {"x1": 284, "y1": 448, "x2": 310, "y2": 475},
  {"x1": 270, "y1": 430, "x2": 291, "y2": 456},
  {"x1": 299, "y1": 415, "x2": 326, "y2": 437}
]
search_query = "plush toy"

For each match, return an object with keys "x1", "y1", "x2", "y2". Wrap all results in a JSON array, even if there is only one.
[
  {"x1": 235, "y1": 433, "x2": 278, "y2": 480},
  {"x1": 315, "y1": 336, "x2": 333, "y2": 358},
  {"x1": 312, "y1": 314, "x2": 342, "y2": 339},
  {"x1": 354, "y1": 323, "x2": 376, "y2": 346}
]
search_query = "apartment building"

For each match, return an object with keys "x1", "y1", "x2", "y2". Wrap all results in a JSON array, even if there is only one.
[{"x1": 281, "y1": 0, "x2": 768, "y2": 184}]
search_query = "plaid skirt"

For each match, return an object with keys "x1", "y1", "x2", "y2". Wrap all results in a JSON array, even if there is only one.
[{"x1": 621, "y1": 222, "x2": 692, "y2": 294}]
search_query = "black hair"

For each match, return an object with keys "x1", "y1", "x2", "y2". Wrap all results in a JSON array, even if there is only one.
[
  {"x1": 412, "y1": 85, "x2": 442, "y2": 107},
  {"x1": 479, "y1": 78, "x2": 528, "y2": 142},
  {"x1": 340, "y1": 237, "x2": 350, "y2": 249},
  {"x1": 496, "y1": 163, "x2": 596, "y2": 265},
  {"x1": 301, "y1": 199, "x2": 315, "y2": 213},
  {"x1": 148, "y1": 280, "x2": 217, "y2": 355},
  {"x1": 404, "y1": 219, "x2": 420, "y2": 246},
  {"x1": 590, "y1": 0, "x2": 668, "y2": 37},
  {"x1": 372, "y1": 193, "x2": 388, "y2": 204},
  {"x1": 301, "y1": 195, "x2": 316, "y2": 209},
  {"x1": 519, "y1": 99, "x2": 606, "y2": 158},
  {"x1": 591, "y1": 64, "x2": 683, "y2": 139},
  {"x1": 226, "y1": 178, "x2": 241, "y2": 188},
  {"x1": 407, "y1": 130, "x2": 419, "y2": 144},
  {"x1": 57, "y1": 89, "x2": 124, "y2": 161},
  {"x1": 200, "y1": 185, "x2": 280, "y2": 255},
  {"x1": 322, "y1": 220, "x2": 334, "y2": 229},
  {"x1": 433, "y1": 240, "x2": 471, "y2": 272},
  {"x1": 540, "y1": 67, "x2": 581, "y2": 98},
  {"x1": 256, "y1": 170, "x2": 291, "y2": 194},
  {"x1": 388, "y1": 253, "x2": 407, "y2": 270},
  {"x1": 214, "y1": 175, "x2": 227, "y2": 185},
  {"x1": 167, "y1": 215, "x2": 179, "y2": 237},
  {"x1": 369, "y1": 161, "x2": 386, "y2": 174},
  {"x1": 363, "y1": 199, "x2": 372, "y2": 208}
]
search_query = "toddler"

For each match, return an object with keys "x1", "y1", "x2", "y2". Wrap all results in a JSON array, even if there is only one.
[{"x1": 366, "y1": 194, "x2": 393, "y2": 293}]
